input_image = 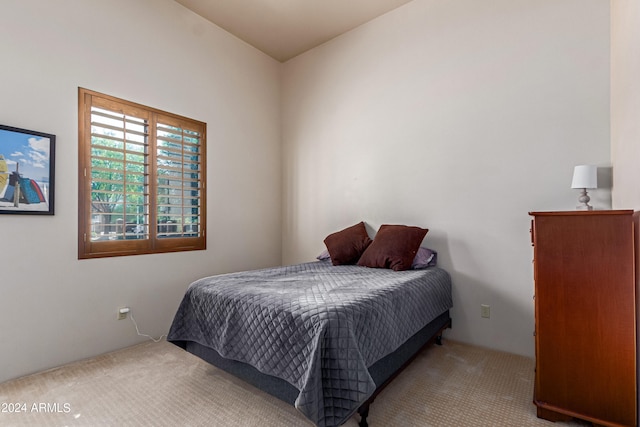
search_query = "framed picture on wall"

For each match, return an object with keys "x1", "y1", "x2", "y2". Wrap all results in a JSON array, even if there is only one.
[{"x1": 0, "y1": 124, "x2": 56, "y2": 215}]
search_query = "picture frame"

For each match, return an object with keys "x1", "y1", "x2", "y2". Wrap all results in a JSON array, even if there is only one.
[{"x1": 0, "y1": 124, "x2": 55, "y2": 215}]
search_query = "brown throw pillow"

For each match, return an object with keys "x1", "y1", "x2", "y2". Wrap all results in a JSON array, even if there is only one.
[
  {"x1": 357, "y1": 224, "x2": 429, "y2": 271},
  {"x1": 324, "y1": 222, "x2": 372, "y2": 265}
]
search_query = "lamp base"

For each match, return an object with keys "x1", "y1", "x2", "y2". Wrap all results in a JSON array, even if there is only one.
[
  {"x1": 576, "y1": 188, "x2": 593, "y2": 211},
  {"x1": 576, "y1": 204, "x2": 594, "y2": 211}
]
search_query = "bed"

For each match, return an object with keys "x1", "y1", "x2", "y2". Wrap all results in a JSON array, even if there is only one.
[{"x1": 167, "y1": 259, "x2": 452, "y2": 427}]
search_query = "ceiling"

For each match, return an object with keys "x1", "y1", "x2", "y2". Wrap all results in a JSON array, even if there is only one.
[{"x1": 174, "y1": 0, "x2": 413, "y2": 62}]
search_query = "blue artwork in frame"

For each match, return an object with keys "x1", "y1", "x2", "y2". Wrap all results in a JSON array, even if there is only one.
[{"x1": 0, "y1": 124, "x2": 55, "y2": 215}]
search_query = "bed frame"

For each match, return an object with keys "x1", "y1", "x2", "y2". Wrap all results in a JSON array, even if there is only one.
[{"x1": 181, "y1": 310, "x2": 452, "y2": 427}]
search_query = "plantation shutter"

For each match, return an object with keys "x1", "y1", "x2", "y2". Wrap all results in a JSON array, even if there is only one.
[
  {"x1": 78, "y1": 88, "x2": 206, "y2": 259},
  {"x1": 154, "y1": 116, "x2": 205, "y2": 247}
]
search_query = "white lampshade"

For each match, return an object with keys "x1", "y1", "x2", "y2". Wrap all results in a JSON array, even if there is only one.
[{"x1": 571, "y1": 165, "x2": 597, "y2": 189}]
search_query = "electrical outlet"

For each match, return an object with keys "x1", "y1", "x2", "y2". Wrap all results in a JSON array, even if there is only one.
[
  {"x1": 481, "y1": 304, "x2": 490, "y2": 319},
  {"x1": 117, "y1": 307, "x2": 130, "y2": 320}
]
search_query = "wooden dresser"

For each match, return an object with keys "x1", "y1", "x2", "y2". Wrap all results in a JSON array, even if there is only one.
[{"x1": 529, "y1": 210, "x2": 637, "y2": 427}]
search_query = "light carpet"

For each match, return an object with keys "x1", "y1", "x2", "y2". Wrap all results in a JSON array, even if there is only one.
[{"x1": 0, "y1": 339, "x2": 591, "y2": 426}]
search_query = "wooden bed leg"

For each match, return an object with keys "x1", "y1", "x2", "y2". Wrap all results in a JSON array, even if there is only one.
[
  {"x1": 358, "y1": 404, "x2": 369, "y2": 427},
  {"x1": 435, "y1": 334, "x2": 443, "y2": 346}
]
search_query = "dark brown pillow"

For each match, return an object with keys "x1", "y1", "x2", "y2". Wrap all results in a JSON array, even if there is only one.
[
  {"x1": 357, "y1": 224, "x2": 429, "y2": 271},
  {"x1": 323, "y1": 222, "x2": 372, "y2": 265}
]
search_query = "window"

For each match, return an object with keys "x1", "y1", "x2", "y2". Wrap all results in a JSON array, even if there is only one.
[{"x1": 78, "y1": 88, "x2": 206, "y2": 259}]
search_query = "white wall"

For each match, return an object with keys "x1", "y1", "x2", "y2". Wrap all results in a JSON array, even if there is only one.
[
  {"x1": 0, "y1": 0, "x2": 282, "y2": 383},
  {"x1": 282, "y1": 0, "x2": 611, "y2": 358},
  {"x1": 611, "y1": 1, "x2": 640, "y2": 209}
]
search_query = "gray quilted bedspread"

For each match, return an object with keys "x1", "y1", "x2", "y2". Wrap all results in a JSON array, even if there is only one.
[{"x1": 167, "y1": 261, "x2": 452, "y2": 427}]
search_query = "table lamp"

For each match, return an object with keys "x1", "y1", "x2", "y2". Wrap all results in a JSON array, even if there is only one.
[{"x1": 571, "y1": 165, "x2": 597, "y2": 210}]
